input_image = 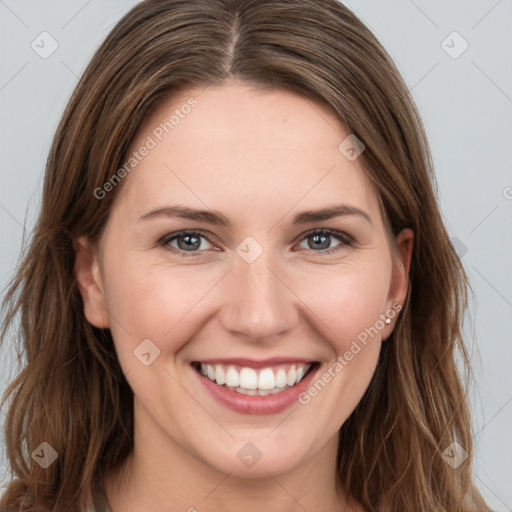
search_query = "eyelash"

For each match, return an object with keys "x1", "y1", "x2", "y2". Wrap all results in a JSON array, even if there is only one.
[{"x1": 158, "y1": 229, "x2": 354, "y2": 258}]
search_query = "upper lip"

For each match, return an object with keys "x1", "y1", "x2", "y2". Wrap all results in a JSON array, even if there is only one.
[{"x1": 193, "y1": 357, "x2": 317, "y2": 369}]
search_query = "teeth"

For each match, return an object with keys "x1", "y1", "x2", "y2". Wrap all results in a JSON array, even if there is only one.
[
  {"x1": 215, "y1": 366, "x2": 226, "y2": 385},
  {"x1": 258, "y1": 368, "x2": 275, "y2": 390},
  {"x1": 286, "y1": 365, "x2": 297, "y2": 386},
  {"x1": 239, "y1": 367, "x2": 258, "y2": 389},
  {"x1": 227, "y1": 386, "x2": 286, "y2": 396},
  {"x1": 234, "y1": 387, "x2": 257, "y2": 395},
  {"x1": 225, "y1": 367, "x2": 239, "y2": 387},
  {"x1": 275, "y1": 368, "x2": 287, "y2": 388},
  {"x1": 199, "y1": 362, "x2": 312, "y2": 393}
]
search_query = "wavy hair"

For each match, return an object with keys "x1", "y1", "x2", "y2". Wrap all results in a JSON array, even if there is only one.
[{"x1": 0, "y1": 0, "x2": 490, "y2": 510}]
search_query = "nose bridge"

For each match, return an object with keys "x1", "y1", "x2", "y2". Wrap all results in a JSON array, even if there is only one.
[{"x1": 220, "y1": 244, "x2": 298, "y2": 341}]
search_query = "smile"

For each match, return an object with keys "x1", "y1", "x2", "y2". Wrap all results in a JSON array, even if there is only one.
[
  {"x1": 195, "y1": 362, "x2": 312, "y2": 395},
  {"x1": 192, "y1": 359, "x2": 319, "y2": 415}
]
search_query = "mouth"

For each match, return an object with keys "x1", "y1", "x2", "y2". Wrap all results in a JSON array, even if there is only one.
[
  {"x1": 192, "y1": 361, "x2": 315, "y2": 395},
  {"x1": 191, "y1": 359, "x2": 320, "y2": 415}
]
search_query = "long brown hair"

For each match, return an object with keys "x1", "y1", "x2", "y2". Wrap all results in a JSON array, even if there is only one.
[{"x1": 0, "y1": 0, "x2": 491, "y2": 510}]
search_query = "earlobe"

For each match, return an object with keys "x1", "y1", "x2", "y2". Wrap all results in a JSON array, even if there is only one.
[{"x1": 73, "y1": 235, "x2": 110, "y2": 329}]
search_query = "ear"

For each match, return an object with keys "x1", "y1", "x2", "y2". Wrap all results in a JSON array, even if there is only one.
[
  {"x1": 384, "y1": 228, "x2": 414, "y2": 331},
  {"x1": 73, "y1": 235, "x2": 110, "y2": 329}
]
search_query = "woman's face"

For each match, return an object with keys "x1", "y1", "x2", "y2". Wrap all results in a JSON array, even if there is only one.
[{"x1": 76, "y1": 81, "x2": 412, "y2": 479}]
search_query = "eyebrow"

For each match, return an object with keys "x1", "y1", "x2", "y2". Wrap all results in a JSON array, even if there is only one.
[{"x1": 138, "y1": 204, "x2": 372, "y2": 227}]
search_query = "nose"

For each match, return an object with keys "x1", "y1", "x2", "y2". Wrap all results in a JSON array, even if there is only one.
[{"x1": 219, "y1": 250, "x2": 300, "y2": 342}]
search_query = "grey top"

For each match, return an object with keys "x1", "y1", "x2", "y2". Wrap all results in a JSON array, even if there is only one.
[
  {"x1": 0, "y1": 486, "x2": 112, "y2": 512},
  {"x1": 0, "y1": 480, "x2": 112, "y2": 511},
  {"x1": 87, "y1": 481, "x2": 112, "y2": 512},
  {"x1": 1, "y1": 487, "x2": 111, "y2": 512}
]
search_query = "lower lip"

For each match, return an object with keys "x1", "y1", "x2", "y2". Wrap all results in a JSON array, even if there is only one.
[{"x1": 194, "y1": 364, "x2": 318, "y2": 415}]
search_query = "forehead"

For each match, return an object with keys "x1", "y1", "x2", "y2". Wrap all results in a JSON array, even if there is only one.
[{"x1": 112, "y1": 82, "x2": 382, "y2": 228}]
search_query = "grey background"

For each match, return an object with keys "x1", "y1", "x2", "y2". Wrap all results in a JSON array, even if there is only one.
[{"x1": 0, "y1": 0, "x2": 511, "y2": 508}]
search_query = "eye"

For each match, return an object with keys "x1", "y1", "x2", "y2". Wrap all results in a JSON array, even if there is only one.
[
  {"x1": 296, "y1": 229, "x2": 353, "y2": 255},
  {"x1": 159, "y1": 230, "x2": 215, "y2": 256},
  {"x1": 159, "y1": 228, "x2": 353, "y2": 257}
]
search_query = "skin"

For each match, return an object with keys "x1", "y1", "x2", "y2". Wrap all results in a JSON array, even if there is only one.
[{"x1": 74, "y1": 79, "x2": 413, "y2": 512}]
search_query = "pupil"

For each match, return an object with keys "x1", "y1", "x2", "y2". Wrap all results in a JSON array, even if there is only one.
[
  {"x1": 311, "y1": 234, "x2": 329, "y2": 250},
  {"x1": 179, "y1": 235, "x2": 200, "y2": 251}
]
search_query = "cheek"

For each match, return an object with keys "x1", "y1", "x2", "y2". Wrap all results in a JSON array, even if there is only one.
[
  {"x1": 293, "y1": 261, "x2": 391, "y2": 353},
  {"x1": 101, "y1": 254, "x2": 226, "y2": 360},
  {"x1": 291, "y1": 263, "x2": 389, "y2": 411}
]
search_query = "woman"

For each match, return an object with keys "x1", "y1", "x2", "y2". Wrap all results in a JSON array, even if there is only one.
[{"x1": 0, "y1": 0, "x2": 491, "y2": 510}]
